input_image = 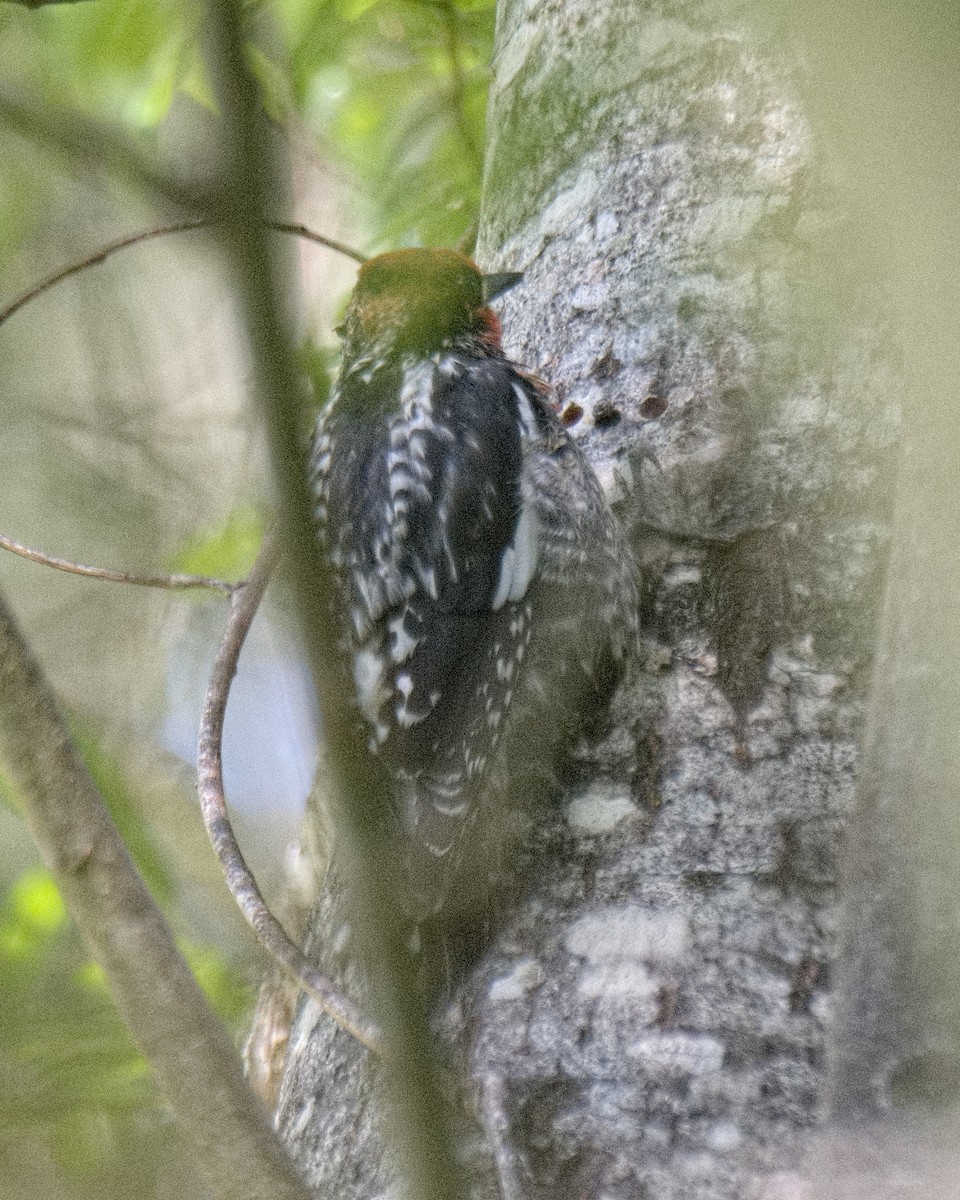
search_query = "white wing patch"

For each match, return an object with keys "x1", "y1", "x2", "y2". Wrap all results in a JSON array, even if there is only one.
[
  {"x1": 491, "y1": 491, "x2": 540, "y2": 610},
  {"x1": 491, "y1": 381, "x2": 543, "y2": 610},
  {"x1": 512, "y1": 381, "x2": 540, "y2": 439},
  {"x1": 352, "y1": 644, "x2": 387, "y2": 723}
]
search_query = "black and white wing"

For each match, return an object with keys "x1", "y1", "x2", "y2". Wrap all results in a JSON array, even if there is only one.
[{"x1": 313, "y1": 353, "x2": 543, "y2": 909}]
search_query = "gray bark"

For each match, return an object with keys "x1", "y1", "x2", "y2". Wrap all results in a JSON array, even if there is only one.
[{"x1": 273, "y1": 3, "x2": 901, "y2": 1197}]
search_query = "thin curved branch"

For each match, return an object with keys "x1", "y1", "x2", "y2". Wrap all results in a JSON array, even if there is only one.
[
  {"x1": 0, "y1": 221, "x2": 205, "y2": 330},
  {"x1": 0, "y1": 532, "x2": 236, "y2": 596},
  {"x1": 0, "y1": 220, "x2": 365, "y2": 332},
  {"x1": 196, "y1": 531, "x2": 383, "y2": 1056}
]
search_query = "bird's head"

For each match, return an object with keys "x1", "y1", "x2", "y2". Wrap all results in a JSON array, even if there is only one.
[{"x1": 338, "y1": 248, "x2": 522, "y2": 360}]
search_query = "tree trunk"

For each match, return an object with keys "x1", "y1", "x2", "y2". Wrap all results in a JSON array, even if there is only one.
[{"x1": 272, "y1": 3, "x2": 900, "y2": 1196}]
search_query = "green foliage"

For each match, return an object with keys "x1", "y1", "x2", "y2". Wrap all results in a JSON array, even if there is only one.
[
  {"x1": 0, "y1": 0, "x2": 205, "y2": 272},
  {"x1": 0, "y1": 0, "x2": 202, "y2": 124},
  {"x1": 276, "y1": 0, "x2": 495, "y2": 248},
  {"x1": 0, "y1": 864, "x2": 162, "y2": 1192},
  {"x1": 0, "y1": 869, "x2": 68, "y2": 956},
  {"x1": 0, "y1": 724, "x2": 254, "y2": 1197},
  {"x1": 0, "y1": 0, "x2": 494, "y2": 262},
  {"x1": 299, "y1": 336, "x2": 340, "y2": 410},
  {"x1": 168, "y1": 505, "x2": 266, "y2": 583},
  {"x1": 180, "y1": 939, "x2": 253, "y2": 1026},
  {"x1": 0, "y1": 856, "x2": 252, "y2": 1197}
]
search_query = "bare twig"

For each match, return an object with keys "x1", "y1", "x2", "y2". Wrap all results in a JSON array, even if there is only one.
[
  {"x1": 196, "y1": 531, "x2": 383, "y2": 1055},
  {"x1": 0, "y1": 531, "x2": 236, "y2": 595},
  {"x1": 0, "y1": 221, "x2": 206, "y2": 330},
  {"x1": 0, "y1": 588, "x2": 315, "y2": 1200},
  {"x1": 271, "y1": 220, "x2": 365, "y2": 264},
  {"x1": 0, "y1": 219, "x2": 364, "y2": 332},
  {"x1": 0, "y1": 200, "x2": 371, "y2": 1048}
]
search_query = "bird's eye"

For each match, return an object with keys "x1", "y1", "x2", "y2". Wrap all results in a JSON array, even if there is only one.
[{"x1": 335, "y1": 322, "x2": 346, "y2": 337}]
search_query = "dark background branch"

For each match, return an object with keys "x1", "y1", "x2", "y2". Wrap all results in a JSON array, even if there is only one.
[
  {"x1": 202, "y1": 0, "x2": 468, "y2": 1196},
  {"x1": 0, "y1": 86, "x2": 212, "y2": 213}
]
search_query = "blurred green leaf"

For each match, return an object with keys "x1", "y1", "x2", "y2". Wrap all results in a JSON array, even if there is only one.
[
  {"x1": 10, "y1": 869, "x2": 67, "y2": 935},
  {"x1": 0, "y1": 0, "x2": 495, "y2": 273},
  {"x1": 299, "y1": 338, "x2": 339, "y2": 411},
  {"x1": 0, "y1": 870, "x2": 69, "y2": 962},
  {"x1": 0, "y1": 859, "x2": 252, "y2": 1189},
  {"x1": 168, "y1": 506, "x2": 266, "y2": 581},
  {"x1": 249, "y1": 42, "x2": 299, "y2": 125},
  {"x1": 74, "y1": 960, "x2": 108, "y2": 992}
]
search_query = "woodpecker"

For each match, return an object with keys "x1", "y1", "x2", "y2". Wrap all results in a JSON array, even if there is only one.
[{"x1": 310, "y1": 248, "x2": 637, "y2": 967}]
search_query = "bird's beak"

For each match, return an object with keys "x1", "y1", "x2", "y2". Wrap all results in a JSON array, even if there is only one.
[{"x1": 481, "y1": 271, "x2": 524, "y2": 303}]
